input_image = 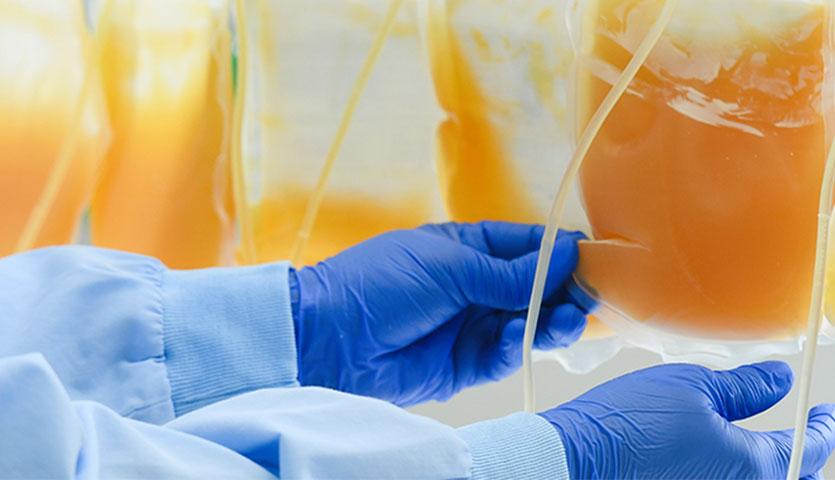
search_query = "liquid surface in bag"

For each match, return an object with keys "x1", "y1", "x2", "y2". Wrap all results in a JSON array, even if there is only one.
[
  {"x1": 91, "y1": 0, "x2": 234, "y2": 269},
  {"x1": 0, "y1": 0, "x2": 108, "y2": 255},
  {"x1": 239, "y1": 0, "x2": 443, "y2": 266},
  {"x1": 250, "y1": 190, "x2": 430, "y2": 266},
  {"x1": 575, "y1": 0, "x2": 827, "y2": 340}
]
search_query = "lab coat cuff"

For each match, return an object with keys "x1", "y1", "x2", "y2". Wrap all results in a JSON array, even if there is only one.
[
  {"x1": 457, "y1": 412, "x2": 570, "y2": 480},
  {"x1": 162, "y1": 261, "x2": 299, "y2": 416}
]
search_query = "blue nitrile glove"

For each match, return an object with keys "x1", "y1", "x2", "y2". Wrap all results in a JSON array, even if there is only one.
[
  {"x1": 540, "y1": 362, "x2": 835, "y2": 480},
  {"x1": 289, "y1": 221, "x2": 588, "y2": 407}
]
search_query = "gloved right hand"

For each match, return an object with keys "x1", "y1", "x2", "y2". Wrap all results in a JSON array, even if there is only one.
[
  {"x1": 540, "y1": 362, "x2": 835, "y2": 479},
  {"x1": 291, "y1": 221, "x2": 587, "y2": 407}
]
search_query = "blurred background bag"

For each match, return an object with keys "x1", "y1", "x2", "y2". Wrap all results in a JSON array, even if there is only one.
[
  {"x1": 89, "y1": 0, "x2": 235, "y2": 269},
  {"x1": 236, "y1": 0, "x2": 446, "y2": 267},
  {"x1": 0, "y1": 0, "x2": 109, "y2": 256}
]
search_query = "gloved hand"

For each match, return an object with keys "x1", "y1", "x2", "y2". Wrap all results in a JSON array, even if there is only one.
[
  {"x1": 540, "y1": 362, "x2": 835, "y2": 479},
  {"x1": 290, "y1": 221, "x2": 587, "y2": 406}
]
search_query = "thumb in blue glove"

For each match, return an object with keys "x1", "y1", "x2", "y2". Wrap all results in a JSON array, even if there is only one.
[
  {"x1": 540, "y1": 361, "x2": 835, "y2": 479},
  {"x1": 291, "y1": 221, "x2": 589, "y2": 406}
]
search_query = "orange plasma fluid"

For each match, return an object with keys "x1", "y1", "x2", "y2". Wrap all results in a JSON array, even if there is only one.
[
  {"x1": 0, "y1": 1, "x2": 108, "y2": 255},
  {"x1": 91, "y1": 1, "x2": 234, "y2": 269},
  {"x1": 576, "y1": 0, "x2": 826, "y2": 340},
  {"x1": 247, "y1": 190, "x2": 431, "y2": 266}
]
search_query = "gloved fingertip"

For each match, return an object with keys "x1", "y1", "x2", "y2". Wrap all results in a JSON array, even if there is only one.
[
  {"x1": 557, "y1": 229, "x2": 589, "y2": 242},
  {"x1": 499, "y1": 318, "x2": 526, "y2": 369},
  {"x1": 746, "y1": 361, "x2": 795, "y2": 392},
  {"x1": 535, "y1": 304, "x2": 587, "y2": 350},
  {"x1": 501, "y1": 318, "x2": 526, "y2": 350},
  {"x1": 806, "y1": 403, "x2": 835, "y2": 449},
  {"x1": 565, "y1": 306, "x2": 588, "y2": 343},
  {"x1": 711, "y1": 361, "x2": 794, "y2": 421},
  {"x1": 564, "y1": 278, "x2": 599, "y2": 314},
  {"x1": 530, "y1": 223, "x2": 546, "y2": 237},
  {"x1": 541, "y1": 238, "x2": 580, "y2": 297},
  {"x1": 554, "y1": 231, "x2": 583, "y2": 250},
  {"x1": 795, "y1": 404, "x2": 835, "y2": 479},
  {"x1": 809, "y1": 403, "x2": 835, "y2": 417}
]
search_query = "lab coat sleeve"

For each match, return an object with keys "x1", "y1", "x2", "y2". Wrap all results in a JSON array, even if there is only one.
[
  {"x1": 0, "y1": 246, "x2": 298, "y2": 424},
  {"x1": 0, "y1": 353, "x2": 276, "y2": 479},
  {"x1": 0, "y1": 247, "x2": 570, "y2": 479},
  {"x1": 1, "y1": 353, "x2": 473, "y2": 479}
]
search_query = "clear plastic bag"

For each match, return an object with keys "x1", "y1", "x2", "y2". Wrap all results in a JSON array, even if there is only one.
[
  {"x1": 236, "y1": 0, "x2": 446, "y2": 266},
  {"x1": 0, "y1": 0, "x2": 109, "y2": 255},
  {"x1": 422, "y1": 0, "x2": 580, "y2": 226},
  {"x1": 542, "y1": 0, "x2": 835, "y2": 372},
  {"x1": 514, "y1": 4, "x2": 835, "y2": 467},
  {"x1": 89, "y1": 0, "x2": 235, "y2": 269}
]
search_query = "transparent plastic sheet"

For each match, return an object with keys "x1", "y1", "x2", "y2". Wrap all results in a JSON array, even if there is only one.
[
  {"x1": 89, "y1": 0, "x2": 236, "y2": 269},
  {"x1": 0, "y1": 0, "x2": 110, "y2": 255},
  {"x1": 422, "y1": 0, "x2": 578, "y2": 225},
  {"x1": 421, "y1": 0, "x2": 620, "y2": 347},
  {"x1": 237, "y1": 0, "x2": 446, "y2": 267}
]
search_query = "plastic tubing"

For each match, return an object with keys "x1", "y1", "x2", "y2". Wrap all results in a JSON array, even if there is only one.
[
  {"x1": 14, "y1": 0, "x2": 115, "y2": 254},
  {"x1": 785, "y1": 106, "x2": 835, "y2": 478},
  {"x1": 289, "y1": 0, "x2": 403, "y2": 266},
  {"x1": 522, "y1": 0, "x2": 678, "y2": 413},
  {"x1": 231, "y1": 0, "x2": 256, "y2": 265}
]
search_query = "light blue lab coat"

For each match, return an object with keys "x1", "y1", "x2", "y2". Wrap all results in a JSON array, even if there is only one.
[{"x1": 0, "y1": 246, "x2": 569, "y2": 479}]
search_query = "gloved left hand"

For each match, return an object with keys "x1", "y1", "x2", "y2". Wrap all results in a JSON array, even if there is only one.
[
  {"x1": 540, "y1": 362, "x2": 835, "y2": 480},
  {"x1": 290, "y1": 221, "x2": 587, "y2": 406}
]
